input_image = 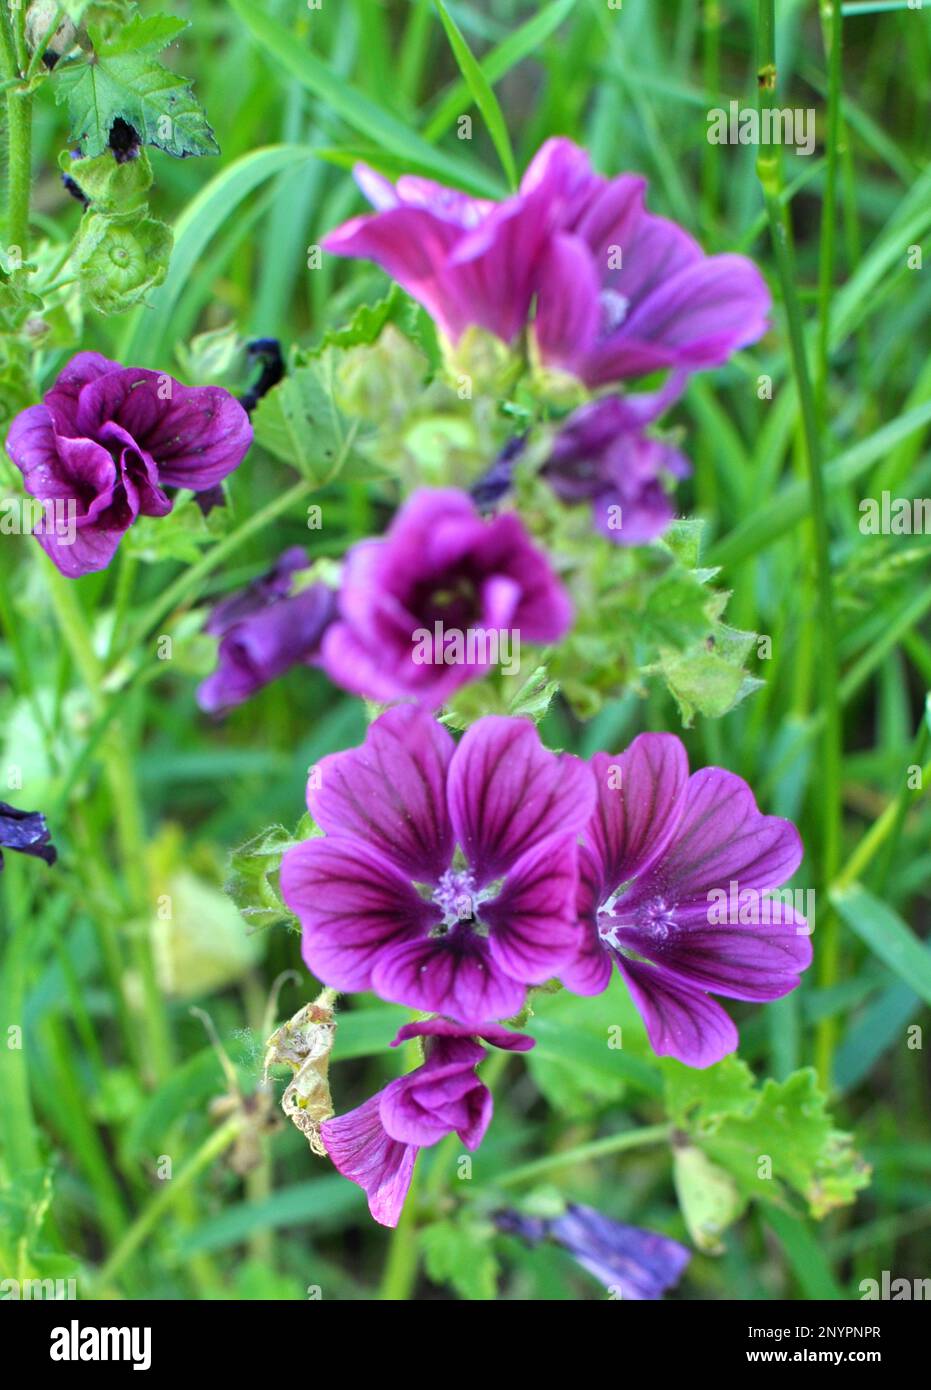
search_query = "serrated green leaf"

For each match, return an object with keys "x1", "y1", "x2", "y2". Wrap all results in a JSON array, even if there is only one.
[
  {"x1": 251, "y1": 353, "x2": 364, "y2": 485},
  {"x1": 102, "y1": 13, "x2": 189, "y2": 56},
  {"x1": 54, "y1": 41, "x2": 218, "y2": 158},
  {"x1": 421, "y1": 1217, "x2": 498, "y2": 1300}
]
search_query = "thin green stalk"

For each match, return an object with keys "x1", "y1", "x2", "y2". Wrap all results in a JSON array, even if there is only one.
[
  {"x1": 378, "y1": 1162, "x2": 421, "y2": 1301},
  {"x1": 93, "y1": 1115, "x2": 244, "y2": 1292},
  {"x1": 0, "y1": 860, "x2": 40, "y2": 1173},
  {"x1": 43, "y1": 564, "x2": 173, "y2": 1083},
  {"x1": 497, "y1": 1124, "x2": 671, "y2": 1189},
  {"x1": 816, "y1": 0, "x2": 844, "y2": 425},
  {"x1": 832, "y1": 752, "x2": 931, "y2": 894},
  {"x1": 1, "y1": 3, "x2": 32, "y2": 254},
  {"x1": 755, "y1": 1, "x2": 844, "y2": 1089}
]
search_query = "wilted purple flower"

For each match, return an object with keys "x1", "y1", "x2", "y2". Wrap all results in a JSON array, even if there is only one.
[
  {"x1": 543, "y1": 390, "x2": 690, "y2": 545},
  {"x1": 322, "y1": 1018, "x2": 534, "y2": 1228},
  {"x1": 496, "y1": 1204, "x2": 690, "y2": 1299},
  {"x1": 531, "y1": 139, "x2": 771, "y2": 387},
  {"x1": 561, "y1": 734, "x2": 810, "y2": 1067},
  {"x1": 321, "y1": 488, "x2": 572, "y2": 708},
  {"x1": 6, "y1": 352, "x2": 253, "y2": 577},
  {"x1": 321, "y1": 162, "x2": 562, "y2": 345},
  {"x1": 197, "y1": 548, "x2": 336, "y2": 714},
  {"x1": 281, "y1": 704, "x2": 595, "y2": 1025},
  {"x1": 0, "y1": 801, "x2": 57, "y2": 870}
]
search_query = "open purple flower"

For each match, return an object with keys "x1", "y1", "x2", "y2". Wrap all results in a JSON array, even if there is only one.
[
  {"x1": 496, "y1": 1204, "x2": 690, "y2": 1299},
  {"x1": 321, "y1": 488, "x2": 572, "y2": 708},
  {"x1": 561, "y1": 733, "x2": 810, "y2": 1067},
  {"x1": 322, "y1": 1018, "x2": 533, "y2": 1227},
  {"x1": 197, "y1": 548, "x2": 336, "y2": 714},
  {"x1": 543, "y1": 392, "x2": 691, "y2": 545},
  {"x1": 527, "y1": 140, "x2": 771, "y2": 387},
  {"x1": 0, "y1": 801, "x2": 57, "y2": 869},
  {"x1": 5, "y1": 352, "x2": 252, "y2": 576},
  {"x1": 321, "y1": 161, "x2": 561, "y2": 345},
  {"x1": 281, "y1": 705, "x2": 595, "y2": 1025}
]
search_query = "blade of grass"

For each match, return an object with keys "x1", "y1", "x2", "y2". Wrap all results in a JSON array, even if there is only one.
[{"x1": 432, "y1": 0, "x2": 517, "y2": 188}]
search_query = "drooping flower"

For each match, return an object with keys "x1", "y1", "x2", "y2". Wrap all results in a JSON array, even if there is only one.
[
  {"x1": 495, "y1": 1204, "x2": 690, "y2": 1299},
  {"x1": 530, "y1": 139, "x2": 771, "y2": 387},
  {"x1": 281, "y1": 704, "x2": 595, "y2": 1025},
  {"x1": 562, "y1": 733, "x2": 810, "y2": 1067},
  {"x1": 5, "y1": 352, "x2": 253, "y2": 577},
  {"x1": 0, "y1": 801, "x2": 57, "y2": 870},
  {"x1": 197, "y1": 548, "x2": 336, "y2": 715},
  {"x1": 322, "y1": 1018, "x2": 534, "y2": 1228},
  {"x1": 543, "y1": 390, "x2": 690, "y2": 545},
  {"x1": 321, "y1": 161, "x2": 562, "y2": 346},
  {"x1": 321, "y1": 488, "x2": 572, "y2": 708}
]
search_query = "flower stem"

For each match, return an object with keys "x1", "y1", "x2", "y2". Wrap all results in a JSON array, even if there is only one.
[
  {"x1": 0, "y1": 3, "x2": 32, "y2": 255},
  {"x1": 93, "y1": 1115, "x2": 243, "y2": 1292},
  {"x1": 816, "y1": 0, "x2": 844, "y2": 424},
  {"x1": 755, "y1": 0, "x2": 843, "y2": 1090},
  {"x1": 497, "y1": 1124, "x2": 670, "y2": 1189},
  {"x1": 378, "y1": 1162, "x2": 422, "y2": 1301}
]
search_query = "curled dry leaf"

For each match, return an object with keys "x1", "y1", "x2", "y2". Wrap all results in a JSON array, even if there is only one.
[{"x1": 264, "y1": 991, "x2": 338, "y2": 1157}]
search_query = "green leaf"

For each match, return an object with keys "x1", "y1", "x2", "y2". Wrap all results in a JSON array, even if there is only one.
[
  {"x1": 54, "y1": 29, "x2": 218, "y2": 158},
  {"x1": 665, "y1": 1057, "x2": 871, "y2": 1223},
  {"x1": 421, "y1": 1216, "x2": 498, "y2": 1300},
  {"x1": 672, "y1": 1142, "x2": 744, "y2": 1254},
  {"x1": 251, "y1": 353, "x2": 364, "y2": 485},
  {"x1": 58, "y1": 147, "x2": 154, "y2": 216},
  {"x1": 100, "y1": 12, "x2": 189, "y2": 56},
  {"x1": 831, "y1": 882, "x2": 931, "y2": 1007},
  {"x1": 225, "y1": 823, "x2": 305, "y2": 931},
  {"x1": 432, "y1": 0, "x2": 517, "y2": 188}
]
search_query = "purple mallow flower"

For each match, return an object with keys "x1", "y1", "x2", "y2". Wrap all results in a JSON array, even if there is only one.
[
  {"x1": 322, "y1": 1018, "x2": 533, "y2": 1228},
  {"x1": 561, "y1": 733, "x2": 810, "y2": 1067},
  {"x1": 495, "y1": 1204, "x2": 690, "y2": 1300},
  {"x1": 321, "y1": 163, "x2": 561, "y2": 346},
  {"x1": 5, "y1": 352, "x2": 252, "y2": 577},
  {"x1": 281, "y1": 704, "x2": 595, "y2": 1025},
  {"x1": 0, "y1": 801, "x2": 57, "y2": 870},
  {"x1": 197, "y1": 548, "x2": 336, "y2": 715},
  {"x1": 322, "y1": 139, "x2": 770, "y2": 387},
  {"x1": 531, "y1": 140, "x2": 771, "y2": 387},
  {"x1": 543, "y1": 392, "x2": 690, "y2": 545},
  {"x1": 321, "y1": 488, "x2": 572, "y2": 708}
]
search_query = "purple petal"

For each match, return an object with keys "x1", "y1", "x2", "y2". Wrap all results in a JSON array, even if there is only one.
[
  {"x1": 449, "y1": 716, "x2": 595, "y2": 884},
  {"x1": 586, "y1": 735, "x2": 690, "y2": 892},
  {"x1": 482, "y1": 837, "x2": 583, "y2": 985},
  {"x1": 372, "y1": 932, "x2": 527, "y2": 1026},
  {"x1": 392, "y1": 1018, "x2": 535, "y2": 1053},
  {"x1": 280, "y1": 837, "x2": 435, "y2": 992},
  {"x1": 618, "y1": 914, "x2": 813, "y2": 1003},
  {"x1": 550, "y1": 1205, "x2": 691, "y2": 1299},
  {"x1": 306, "y1": 704, "x2": 455, "y2": 881},
  {"x1": 626, "y1": 766, "x2": 804, "y2": 918},
  {"x1": 379, "y1": 1039, "x2": 491, "y2": 1149},
  {"x1": 532, "y1": 234, "x2": 601, "y2": 373},
  {"x1": 559, "y1": 845, "x2": 613, "y2": 996},
  {"x1": 320, "y1": 1094, "x2": 417, "y2": 1228},
  {"x1": 618, "y1": 956, "x2": 738, "y2": 1067}
]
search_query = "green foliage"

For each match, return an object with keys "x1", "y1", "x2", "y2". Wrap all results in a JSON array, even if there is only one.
[
  {"x1": 54, "y1": 12, "x2": 218, "y2": 158},
  {"x1": 421, "y1": 1216, "x2": 499, "y2": 1300}
]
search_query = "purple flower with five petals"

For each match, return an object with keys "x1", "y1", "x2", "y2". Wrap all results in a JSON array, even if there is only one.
[
  {"x1": 543, "y1": 390, "x2": 691, "y2": 545},
  {"x1": 5, "y1": 352, "x2": 253, "y2": 576},
  {"x1": 561, "y1": 733, "x2": 810, "y2": 1067},
  {"x1": 322, "y1": 1018, "x2": 533, "y2": 1228},
  {"x1": 197, "y1": 548, "x2": 337, "y2": 714},
  {"x1": 531, "y1": 139, "x2": 771, "y2": 387},
  {"x1": 281, "y1": 704, "x2": 595, "y2": 1025},
  {"x1": 495, "y1": 1204, "x2": 690, "y2": 1300},
  {"x1": 321, "y1": 488, "x2": 572, "y2": 708}
]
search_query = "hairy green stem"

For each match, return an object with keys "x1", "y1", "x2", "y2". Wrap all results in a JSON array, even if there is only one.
[{"x1": 1, "y1": 2, "x2": 32, "y2": 255}]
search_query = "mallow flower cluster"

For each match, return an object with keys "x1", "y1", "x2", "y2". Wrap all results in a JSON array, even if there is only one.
[
  {"x1": 282, "y1": 705, "x2": 809, "y2": 1227},
  {"x1": 324, "y1": 137, "x2": 771, "y2": 545}
]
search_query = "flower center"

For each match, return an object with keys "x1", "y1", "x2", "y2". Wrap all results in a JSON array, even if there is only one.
[
  {"x1": 598, "y1": 891, "x2": 677, "y2": 949},
  {"x1": 432, "y1": 868, "x2": 484, "y2": 934},
  {"x1": 599, "y1": 288, "x2": 630, "y2": 336}
]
